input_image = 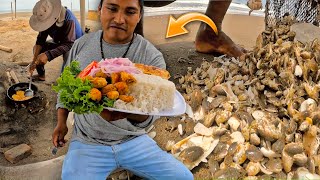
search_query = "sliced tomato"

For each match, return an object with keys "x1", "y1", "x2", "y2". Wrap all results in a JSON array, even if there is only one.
[{"x1": 78, "y1": 61, "x2": 98, "y2": 78}]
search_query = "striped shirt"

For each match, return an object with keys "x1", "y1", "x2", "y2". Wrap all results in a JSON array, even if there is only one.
[{"x1": 36, "y1": 9, "x2": 83, "y2": 61}]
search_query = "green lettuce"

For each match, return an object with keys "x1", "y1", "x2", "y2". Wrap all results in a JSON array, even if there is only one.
[{"x1": 52, "y1": 61, "x2": 114, "y2": 114}]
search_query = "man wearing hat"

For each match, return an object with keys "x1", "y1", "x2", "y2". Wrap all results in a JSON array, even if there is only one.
[{"x1": 29, "y1": 0, "x2": 83, "y2": 81}]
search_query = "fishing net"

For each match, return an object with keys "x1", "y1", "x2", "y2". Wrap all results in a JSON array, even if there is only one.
[{"x1": 265, "y1": 0, "x2": 320, "y2": 27}]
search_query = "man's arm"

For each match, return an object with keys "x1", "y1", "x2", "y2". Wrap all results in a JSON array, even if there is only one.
[
  {"x1": 52, "y1": 108, "x2": 69, "y2": 147},
  {"x1": 33, "y1": 45, "x2": 42, "y2": 59},
  {"x1": 46, "y1": 21, "x2": 76, "y2": 61},
  {"x1": 127, "y1": 114, "x2": 149, "y2": 123}
]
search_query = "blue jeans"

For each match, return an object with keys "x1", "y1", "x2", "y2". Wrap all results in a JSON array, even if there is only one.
[{"x1": 62, "y1": 135, "x2": 193, "y2": 180}]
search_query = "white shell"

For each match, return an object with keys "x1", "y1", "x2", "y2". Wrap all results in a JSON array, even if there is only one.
[
  {"x1": 299, "y1": 98, "x2": 317, "y2": 112},
  {"x1": 246, "y1": 162, "x2": 260, "y2": 176},
  {"x1": 178, "y1": 124, "x2": 184, "y2": 136},
  {"x1": 252, "y1": 110, "x2": 265, "y2": 121},
  {"x1": 194, "y1": 123, "x2": 213, "y2": 136},
  {"x1": 260, "y1": 147, "x2": 281, "y2": 158},
  {"x1": 230, "y1": 131, "x2": 245, "y2": 144},
  {"x1": 228, "y1": 116, "x2": 240, "y2": 131},
  {"x1": 165, "y1": 140, "x2": 176, "y2": 151},
  {"x1": 148, "y1": 131, "x2": 156, "y2": 139},
  {"x1": 294, "y1": 65, "x2": 303, "y2": 77}
]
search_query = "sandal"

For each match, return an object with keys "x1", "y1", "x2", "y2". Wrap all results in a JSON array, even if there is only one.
[{"x1": 29, "y1": 75, "x2": 46, "y2": 81}]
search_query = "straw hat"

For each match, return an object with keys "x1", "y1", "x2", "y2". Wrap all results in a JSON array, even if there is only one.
[{"x1": 29, "y1": 0, "x2": 62, "y2": 32}]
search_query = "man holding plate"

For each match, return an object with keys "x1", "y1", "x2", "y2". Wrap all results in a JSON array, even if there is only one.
[{"x1": 52, "y1": 0, "x2": 193, "y2": 179}]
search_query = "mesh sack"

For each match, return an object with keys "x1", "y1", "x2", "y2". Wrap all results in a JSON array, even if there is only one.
[{"x1": 265, "y1": 0, "x2": 320, "y2": 27}]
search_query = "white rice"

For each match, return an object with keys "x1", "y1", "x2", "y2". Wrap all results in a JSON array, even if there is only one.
[{"x1": 114, "y1": 74, "x2": 176, "y2": 113}]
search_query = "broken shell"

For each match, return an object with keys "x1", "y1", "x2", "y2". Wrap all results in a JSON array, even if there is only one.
[
  {"x1": 178, "y1": 146, "x2": 204, "y2": 164},
  {"x1": 293, "y1": 153, "x2": 308, "y2": 166},
  {"x1": 228, "y1": 116, "x2": 241, "y2": 131},
  {"x1": 294, "y1": 65, "x2": 303, "y2": 77},
  {"x1": 265, "y1": 158, "x2": 283, "y2": 173},
  {"x1": 212, "y1": 142, "x2": 229, "y2": 162},
  {"x1": 233, "y1": 143, "x2": 249, "y2": 164},
  {"x1": 166, "y1": 117, "x2": 180, "y2": 132},
  {"x1": 271, "y1": 139, "x2": 285, "y2": 154},
  {"x1": 203, "y1": 111, "x2": 216, "y2": 128},
  {"x1": 260, "y1": 147, "x2": 281, "y2": 159},
  {"x1": 293, "y1": 167, "x2": 320, "y2": 180},
  {"x1": 171, "y1": 133, "x2": 219, "y2": 170},
  {"x1": 250, "y1": 133, "x2": 261, "y2": 146},
  {"x1": 230, "y1": 131, "x2": 245, "y2": 144},
  {"x1": 284, "y1": 142, "x2": 304, "y2": 155},
  {"x1": 246, "y1": 145, "x2": 264, "y2": 162},
  {"x1": 246, "y1": 162, "x2": 260, "y2": 176},
  {"x1": 165, "y1": 140, "x2": 176, "y2": 151},
  {"x1": 215, "y1": 109, "x2": 232, "y2": 125},
  {"x1": 194, "y1": 123, "x2": 213, "y2": 136},
  {"x1": 148, "y1": 131, "x2": 156, "y2": 139},
  {"x1": 178, "y1": 123, "x2": 185, "y2": 136},
  {"x1": 208, "y1": 157, "x2": 220, "y2": 175},
  {"x1": 303, "y1": 125, "x2": 319, "y2": 156},
  {"x1": 300, "y1": 98, "x2": 317, "y2": 113},
  {"x1": 190, "y1": 89, "x2": 203, "y2": 112}
]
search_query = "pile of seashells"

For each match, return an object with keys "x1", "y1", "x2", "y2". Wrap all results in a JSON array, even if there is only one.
[{"x1": 167, "y1": 15, "x2": 320, "y2": 179}]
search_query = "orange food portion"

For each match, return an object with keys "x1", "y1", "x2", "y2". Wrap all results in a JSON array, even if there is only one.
[
  {"x1": 12, "y1": 90, "x2": 32, "y2": 101},
  {"x1": 91, "y1": 77, "x2": 108, "y2": 88},
  {"x1": 114, "y1": 82, "x2": 129, "y2": 95},
  {"x1": 120, "y1": 71, "x2": 136, "y2": 84},
  {"x1": 119, "y1": 95, "x2": 134, "y2": 103},
  {"x1": 134, "y1": 63, "x2": 170, "y2": 79},
  {"x1": 111, "y1": 73, "x2": 121, "y2": 84},
  {"x1": 89, "y1": 88, "x2": 102, "y2": 101},
  {"x1": 107, "y1": 91, "x2": 119, "y2": 100},
  {"x1": 101, "y1": 84, "x2": 117, "y2": 95}
]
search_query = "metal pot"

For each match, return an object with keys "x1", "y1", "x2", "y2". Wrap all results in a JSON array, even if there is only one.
[{"x1": 6, "y1": 82, "x2": 38, "y2": 104}]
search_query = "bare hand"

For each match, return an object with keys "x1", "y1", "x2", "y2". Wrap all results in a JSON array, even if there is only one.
[
  {"x1": 37, "y1": 53, "x2": 48, "y2": 65},
  {"x1": 100, "y1": 109, "x2": 128, "y2": 121},
  {"x1": 29, "y1": 53, "x2": 48, "y2": 74},
  {"x1": 52, "y1": 124, "x2": 68, "y2": 147}
]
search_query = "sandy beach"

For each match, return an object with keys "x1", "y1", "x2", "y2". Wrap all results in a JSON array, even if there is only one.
[
  {"x1": 0, "y1": 11, "x2": 264, "y2": 64},
  {"x1": 0, "y1": 11, "x2": 265, "y2": 179}
]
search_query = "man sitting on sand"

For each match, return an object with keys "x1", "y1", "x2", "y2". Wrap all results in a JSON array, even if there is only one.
[
  {"x1": 138, "y1": 0, "x2": 246, "y2": 58},
  {"x1": 52, "y1": 0, "x2": 193, "y2": 179},
  {"x1": 29, "y1": 0, "x2": 83, "y2": 81}
]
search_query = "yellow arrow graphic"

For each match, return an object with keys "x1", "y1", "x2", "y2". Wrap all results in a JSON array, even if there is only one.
[{"x1": 166, "y1": 12, "x2": 218, "y2": 38}]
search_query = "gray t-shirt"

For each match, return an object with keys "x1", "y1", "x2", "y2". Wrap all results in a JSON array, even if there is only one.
[{"x1": 57, "y1": 30, "x2": 166, "y2": 145}]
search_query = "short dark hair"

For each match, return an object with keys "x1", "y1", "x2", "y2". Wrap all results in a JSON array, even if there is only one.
[{"x1": 99, "y1": 0, "x2": 144, "y2": 13}]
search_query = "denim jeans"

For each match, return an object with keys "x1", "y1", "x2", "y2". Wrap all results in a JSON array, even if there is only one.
[{"x1": 62, "y1": 135, "x2": 194, "y2": 180}]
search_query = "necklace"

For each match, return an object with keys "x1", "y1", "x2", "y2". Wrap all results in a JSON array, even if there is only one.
[{"x1": 100, "y1": 31, "x2": 135, "y2": 59}]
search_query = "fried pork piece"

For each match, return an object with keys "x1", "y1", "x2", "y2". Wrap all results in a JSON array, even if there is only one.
[
  {"x1": 114, "y1": 82, "x2": 129, "y2": 95},
  {"x1": 101, "y1": 84, "x2": 117, "y2": 95},
  {"x1": 120, "y1": 71, "x2": 136, "y2": 84},
  {"x1": 134, "y1": 63, "x2": 170, "y2": 79},
  {"x1": 95, "y1": 70, "x2": 107, "y2": 78},
  {"x1": 91, "y1": 77, "x2": 108, "y2": 88},
  {"x1": 89, "y1": 88, "x2": 102, "y2": 101},
  {"x1": 111, "y1": 73, "x2": 121, "y2": 84},
  {"x1": 107, "y1": 91, "x2": 119, "y2": 100},
  {"x1": 119, "y1": 95, "x2": 134, "y2": 103},
  {"x1": 81, "y1": 75, "x2": 94, "y2": 82}
]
